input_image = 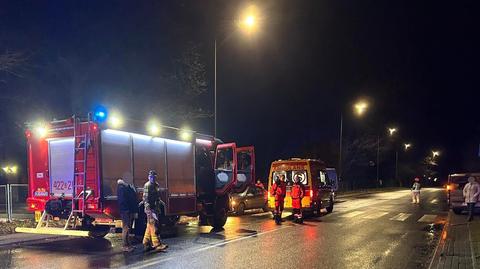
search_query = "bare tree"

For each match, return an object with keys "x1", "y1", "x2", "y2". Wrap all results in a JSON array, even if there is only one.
[{"x1": 0, "y1": 50, "x2": 29, "y2": 78}]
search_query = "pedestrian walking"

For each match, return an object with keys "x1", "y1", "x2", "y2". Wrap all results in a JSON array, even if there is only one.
[
  {"x1": 463, "y1": 176, "x2": 480, "y2": 222},
  {"x1": 411, "y1": 177, "x2": 421, "y2": 204},
  {"x1": 142, "y1": 170, "x2": 168, "y2": 251},
  {"x1": 271, "y1": 174, "x2": 286, "y2": 224},
  {"x1": 117, "y1": 178, "x2": 136, "y2": 252}
]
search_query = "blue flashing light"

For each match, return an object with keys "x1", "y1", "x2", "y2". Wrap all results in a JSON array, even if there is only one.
[{"x1": 93, "y1": 106, "x2": 108, "y2": 122}]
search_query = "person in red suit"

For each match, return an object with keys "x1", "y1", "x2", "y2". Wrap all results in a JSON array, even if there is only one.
[
  {"x1": 271, "y1": 174, "x2": 286, "y2": 224},
  {"x1": 291, "y1": 175, "x2": 305, "y2": 223}
]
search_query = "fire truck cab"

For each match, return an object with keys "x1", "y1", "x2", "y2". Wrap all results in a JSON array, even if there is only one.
[
  {"x1": 17, "y1": 115, "x2": 255, "y2": 237},
  {"x1": 267, "y1": 158, "x2": 337, "y2": 216}
]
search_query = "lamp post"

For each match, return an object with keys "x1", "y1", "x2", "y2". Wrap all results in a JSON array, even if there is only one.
[
  {"x1": 338, "y1": 100, "x2": 369, "y2": 181},
  {"x1": 214, "y1": 6, "x2": 260, "y2": 137}
]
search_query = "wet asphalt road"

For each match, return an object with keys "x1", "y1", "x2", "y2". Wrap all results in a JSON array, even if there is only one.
[{"x1": 0, "y1": 188, "x2": 448, "y2": 269}]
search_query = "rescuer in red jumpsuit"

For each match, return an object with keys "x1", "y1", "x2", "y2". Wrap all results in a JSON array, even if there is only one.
[
  {"x1": 291, "y1": 175, "x2": 305, "y2": 223},
  {"x1": 271, "y1": 174, "x2": 286, "y2": 224}
]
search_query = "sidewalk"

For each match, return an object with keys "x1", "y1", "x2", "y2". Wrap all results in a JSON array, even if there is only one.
[{"x1": 430, "y1": 211, "x2": 480, "y2": 269}]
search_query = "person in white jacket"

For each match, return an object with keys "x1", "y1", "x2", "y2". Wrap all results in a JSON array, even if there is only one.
[
  {"x1": 411, "y1": 177, "x2": 421, "y2": 204},
  {"x1": 463, "y1": 176, "x2": 480, "y2": 221}
]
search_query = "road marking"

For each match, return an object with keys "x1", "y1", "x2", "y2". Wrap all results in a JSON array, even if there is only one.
[
  {"x1": 340, "y1": 211, "x2": 365, "y2": 218},
  {"x1": 363, "y1": 211, "x2": 389, "y2": 219},
  {"x1": 390, "y1": 213, "x2": 412, "y2": 221},
  {"x1": 251, "y1": 212, "x2": 271, "y2": 217},
  {"x1": 127, "y1": 225, "x2": 293, "y2": 269},
  {"x1": 418, "y1": 214, "x2": 437, "y2": 222}
]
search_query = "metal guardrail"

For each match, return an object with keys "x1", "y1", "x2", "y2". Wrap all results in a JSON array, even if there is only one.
[{"x1": 0, "y1": 184, "x2": 29, "y2": 221}]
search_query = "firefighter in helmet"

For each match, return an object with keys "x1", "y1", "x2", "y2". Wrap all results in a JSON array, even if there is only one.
[
  {"x1": 291, "y1": 174, "x2": 305, "y2": 223},
  {"x1": 271, "y1": 174, "x2": 287, "y2": 224},
  {"x1": 142, "y1": 170, "x2": 168, "y2": 251}
]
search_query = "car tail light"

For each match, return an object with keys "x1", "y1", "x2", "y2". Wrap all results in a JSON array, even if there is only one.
[{"x1": 103, "y1": 207, "x2": 111, "y2": 216}]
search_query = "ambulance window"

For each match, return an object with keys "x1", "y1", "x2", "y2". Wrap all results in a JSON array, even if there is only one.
[
  {"x1": 292, "y1": 171, "x2": 307, "y2": 185},
  {"x1": 272, "y1": 171, "x2": 287, "y2": 184}
]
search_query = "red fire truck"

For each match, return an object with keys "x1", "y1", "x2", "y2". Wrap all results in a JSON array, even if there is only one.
[{"x1": 16, "y1": 115, "x2": 255, "y2": 237}]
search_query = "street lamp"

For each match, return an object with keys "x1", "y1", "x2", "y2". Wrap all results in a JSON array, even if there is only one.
[
  {"x1": 404, "y1": 143, "x2": 411, "y2": 151},
  {"x1": 388, "y1": 128, "x2": 397, "y2": 136},
  {"x1": 214, "y1": 5, "x2": 261, "y2": 137},
  {"x1": 432, "y1": 151, "x2": 440, "y2": 158},
  {"x1": 354, "y1": 101, "x2": 369, "y2": 116},
  {"x1": 338, "y1": 100, "x2": 370, "y2": 181}
]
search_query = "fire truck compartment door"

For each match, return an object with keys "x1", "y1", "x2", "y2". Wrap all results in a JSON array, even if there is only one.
[
  {"x1": 214, "y1": 143, "x2": 237, "y2": 195},
  {"x1": 233, "y1": 146, "x2": 255, "y2": 193},
  {"x1": 48, "y1": 137, "x2": 75, "y2": 197},
  {"x1": 165, "y1": 139, "x2": 196, "y2": 214}
]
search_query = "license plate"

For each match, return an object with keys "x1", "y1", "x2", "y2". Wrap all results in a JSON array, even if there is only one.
[{"x1": 35, "y1": 211, "x2": 42, "y2": 222}]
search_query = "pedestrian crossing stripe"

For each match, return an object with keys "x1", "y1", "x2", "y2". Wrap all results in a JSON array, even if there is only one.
[
  {"x1": 390, "y1": 213, "x2": 412, "y2": 221},
  {"x1": 338, "y1": 211, "x2": 438, "y2": 223},
  {"x1": 340, "y1": 211, "x2": 365, "y2": 218},
  {"x1": 417, "y1": 214, "x2": 437, "y2": 222},
  {"x1": 363, "y1": 211, "x2": 389, "y2": 219}
]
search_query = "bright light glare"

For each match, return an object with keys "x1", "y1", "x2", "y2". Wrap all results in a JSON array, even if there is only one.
[
  {"x1": 388, "y1": 128, "x2": 397, "y2": 136},
  {"x1": 34, "y1": 122, "x2": 48, "y2": 138},
  {"x1": 179, "y1": 128, "x2": 193, "y2": 141},
  {"x1": 238, "y1": 5, "x2": 260, "y2": 34},
  {"x1": 245, "y1": 15, "x2": 255, "y2": 26},
  {"x1": 148, "y1": 123, "x2": 161, "y2": 136},
  {"x1": 354, "y1": 101, "x2": 368, "y2": 116},
  {"x1": 2, "y1": 165, "x2": 18, "y2": 174},
  {"x1": 432, "y1": 151, "x2": 440, "y2": 157},
  {"x1": 108, "y1": 114, "x2": 123, "y2": 128},
  {"x1": 404, "y1": 143, "x2": 411, "y2": 150}
]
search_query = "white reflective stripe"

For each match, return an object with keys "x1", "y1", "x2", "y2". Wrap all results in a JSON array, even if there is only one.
[
  {"x1": 390, "y1": 213, "x2": 412, "y2": 221},
  {"x1": 340, "y1": 211, "x2": 365, "y2": 218},
  {"x1": 363, "y1": 211, "x2": 388, "y2": 219},
  {"x1": 417, "y1": 214, "x2": 437, "y2": 222}
]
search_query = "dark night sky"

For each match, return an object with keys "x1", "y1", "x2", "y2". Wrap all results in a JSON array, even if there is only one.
[{"x1": 0, "y1": 1, "x2": 479, "y2": 182}]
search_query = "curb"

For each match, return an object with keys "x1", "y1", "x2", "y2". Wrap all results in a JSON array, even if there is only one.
[{"x1": 428, "y1": 211, "x2": 450, "y2": 269}]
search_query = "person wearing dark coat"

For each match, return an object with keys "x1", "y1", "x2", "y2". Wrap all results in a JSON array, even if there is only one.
[{"x1": 117, "y1": 178, "x2": 136, "y2": 252}]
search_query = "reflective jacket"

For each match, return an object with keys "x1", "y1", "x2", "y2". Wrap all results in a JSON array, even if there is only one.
[
  {"x1": 463, "y1": 182, "x2": 480, "y2": 203},
  {"x1": 291, "y1": 183, "x2": 304, "y2": 209},
  {"x1": 143, "y1": 181, "x2": 161, "y2": 212},
  {"x1": 271, "y1": 182, "x2": 286, "y2": 201},
  {"x1": 411, "y1": 182, "x2": 421, "y2": 192}
]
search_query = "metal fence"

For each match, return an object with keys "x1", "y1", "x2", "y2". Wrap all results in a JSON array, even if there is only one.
[
  {"x1": 0, "y1": 185, "x2": 6, "y2": 220},
  {"x1": 0, "y1": 184, "x2": 31, "y2": 221}
]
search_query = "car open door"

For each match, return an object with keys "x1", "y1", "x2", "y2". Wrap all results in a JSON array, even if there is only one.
[
  {"x1": 214, "y1": 143, "x2": 238, "y2": 195},
  {"x1": 234, "y1": 146, "x2": 255, "y2": 193}
]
